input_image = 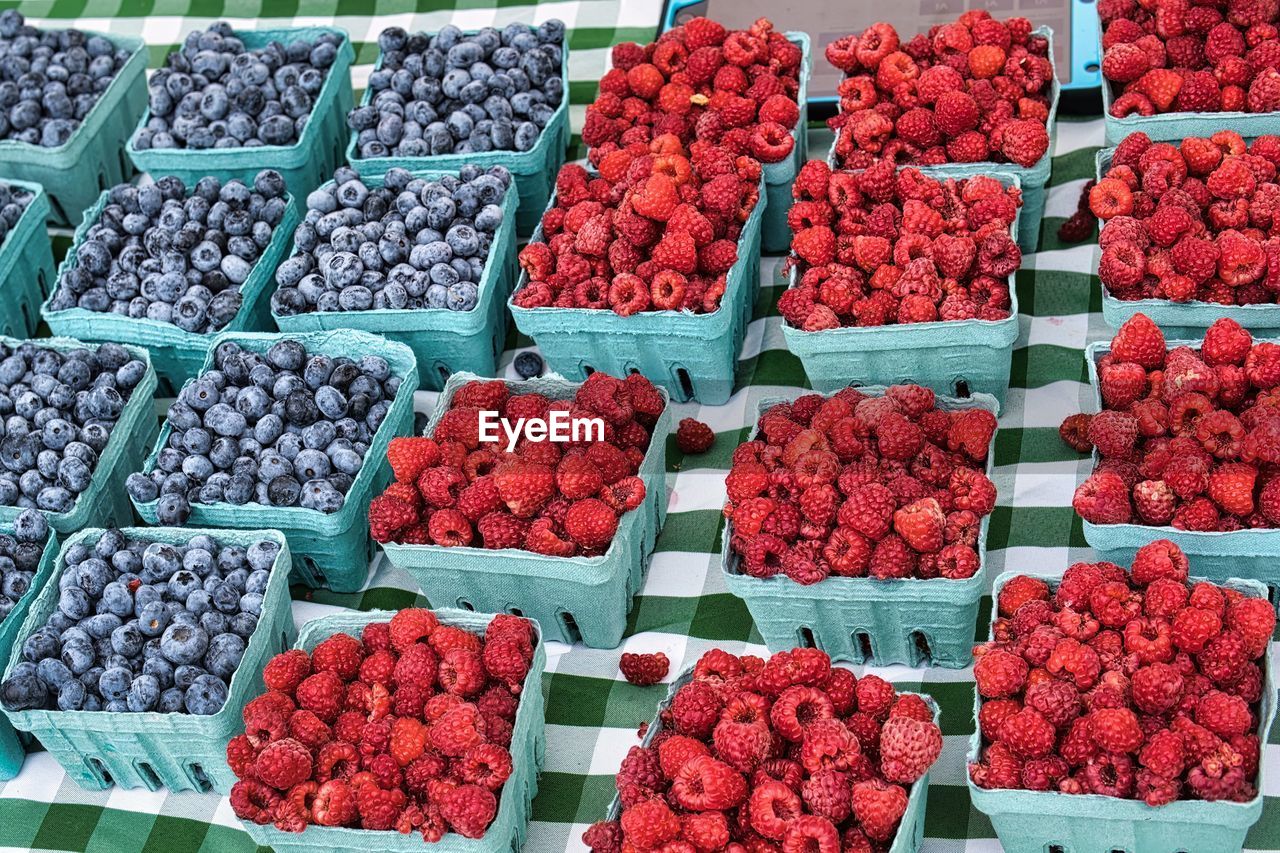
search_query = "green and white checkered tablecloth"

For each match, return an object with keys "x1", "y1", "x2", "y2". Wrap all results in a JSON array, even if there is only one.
[{"x1": 2, "y1": 2, "x2": 1278, "y2": 851}]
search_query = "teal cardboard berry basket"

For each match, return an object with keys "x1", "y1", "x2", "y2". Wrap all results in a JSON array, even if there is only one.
[
  {"x1": 127, "y1": 27, "x2": 354, "y2": 203},
  {"x1": 1095, "y1": 147, "x2": 1280, "y2": 338},
  {"x1": 130, "y1": 329, "x2": 418, "y2": 593},
  {"x1": 0, "y1": 32, "x2": 147, "y2": 227},
  {"x1": 271, "y1": 167, "x2": 518, "y2": 391},
  {"x1": 241, "y1": 608, "x2": 546, "y2": 853},
  {"x1": 345, "y1": 30, "x2": 568, "y2": 238},
  {"x1": 781, "y1": 171, "x2": 1021, "y2": 410},
  {"x1": 825, "y1": 27, "x2": 1058, "y2": 254},
  {"x1": 0, "y1": 179, "x2": 56, "y2": 340},
  {"x1": 1099, "y1": 17, "x2": 1280, "y2": 145},
  {"x1": 759, "y1": 32, "x2": 810, "y2": 255},
  {"x1": 508, "y1": 176, "x2": 765, "y2": 406},
  {"x1": 1082, "y1": 339, "x2": 1280, "y2": 593},
  {"x1": 380, "y1": 372, "x2": 671, "y2": 649},
  {"x1": 722, "y1": 387, "x2": 999, "y2": 667},
  {"x1": 0, "y1": 527, "x2": 295, "y2": 793},
  {"x1": 40, "y1": 187, "x2": 300, "y2": 396},
  {"x1": 0, "y1": 531, "x2": 58, "y2": 781},
  {"x1": 970, "y1": 571, "x2": 1276, "y2": 853},
  {"x1": 604, "y1": 665, "x2": 934, "y2": 853},
  {"x1": 0, "y1": 336, "x2": 157, "y2": 537}
]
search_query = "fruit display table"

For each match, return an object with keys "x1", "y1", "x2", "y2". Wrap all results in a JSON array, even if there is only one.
[{"x1": 1, "y1": 5, "x2": 1270, "y2": 853}]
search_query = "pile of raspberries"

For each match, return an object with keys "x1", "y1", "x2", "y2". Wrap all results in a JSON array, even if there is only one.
[
  {"x1": 582, "y1": 17, "x2": 802, "y2": 165},
  {"x1": 367, "y1": 373, "x2": 662, "y2": 554},
  {"x1": 512, "y1": 137, "x2": 760, "y2": 315},
  {"x1": 1091, "y1": 130, "x2": 1280, "y2": 305},
  {"x1": 1069, "y1": 312, "x2": 1280, "y2": 531},
  {"x1": 778, "y1": 161, "x2": 1021, "y2": 330},
  {"x1": 1099, "y1": 0, "x2": 1280, "y2": 118},
  {"x1": 723, "y1": 384, "x2": 998, "y2": 584},
  {"x1": 581, "y1": 647, "x2": 943, "y2": 851},
  {"x1": 970, "y1": 541, "x2": 1274, "y2": 806},
  {"x1": 825, "y1": 12, "x2": 1053, "y2": 170},
  {"x1": 227, "y1": 609, "x2": 537, "y2": 839}
]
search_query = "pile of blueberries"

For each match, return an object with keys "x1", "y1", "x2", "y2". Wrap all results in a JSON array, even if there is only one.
[
  {"x1": 0, "y1": 341, "x2": 148, "y2": 515},
  {"x1": 0, "y1": 11, "x2": 132, "y2": 148},
  {"x1": 132, "y1": 22, "x2": 343, "y2": 151},
  {"x1": 271, "y1": 164, "x2": 511, "y2": 315},
  {"x1": 349, "y1": 21, "x2": 564, "y2": 159},
  {"x1": 126, "y1": 339, "x2": 401, "y2": 523},
  {"x1": 0, "y1": 529, "x2": 280, "y2": 715},
  {"x1": 45, "y1": 171, "x2": 288, "y2": 334},
  {"x1": 0, "y1": 510, "x2": 49, "y2": 624},
  {"x1": 0, "y1": 182, "x2": 34, "y2": 244}
]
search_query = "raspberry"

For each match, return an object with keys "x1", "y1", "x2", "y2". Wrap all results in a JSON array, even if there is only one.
[
  {"x1": 1001, "y1": 707, "x2": 1056, "y2": 759},
  {"x1": 850, "y1": 779, "x2": 909, "y2": 843},
  {"x1": 1072, "y1": 471, "x2": 1134, "y2": 525},
  {"x1": 878, "y1": 714, "x2": 942, "y2": 782},
  {"x1": 295, "y1": 671, "x2": 344, "y2": 723},
  {"x1": 1089, "y1": 707, "x2": 1144, "y2": 753},
  {"x1": 974, "y1": 648, "x2": 1029, "y2": 698},
  {"x1": 492, "y1": 459, "x2": 556, "y2": 519},
  {"x1": 891, "y1": 497, "x2": 945, "y2": 553},
  {"x1": 793, "y1": 769, "x2": 850, "y2": 823},
  {"x1": 999, "y1": 119, "x2": 1050, "y2": 167},
  {"x1": 619, "y1": 652, "x2": 669, "y2": 686},
  {"x1": 998, "y1": 575, "x2": 1051, "y2": 618},
  {"x1": 949, "y1": 408, "x2": 998, "y2": 460},
  {"x1": 389, "y1": 608, "x2": 439, "y2": 652},
  {"x1": 1196, "y1": 690, "x2": 1253, "y2": 737},
  {"x1": 560, "y1": 498, "x2": 619, "y2": 550},
  {"x1": 255, "y1": 738, "x2": 313, "y2": 791},
  {"x1": 621, "y1": 797, "x2": 681, "y2": 849},
  {"x1": 1059, "y1": 413, "x2": 1094, "y2": 452},
  {"x1": 263, "y1": 649, "x2": 312, "y2": 695},
  {"x1": 368, "y1": 495, "x2": 419, "y2": 543},
  {"x1": 387, "y1": 437, "x2": 441, "y2": 485},
  {"x1": 1111, "y1": 313, "x2": 1167, "y2": 368},
  {"x1": 1103, "y1": 42, "x2": 1152, "y2": 83},
  {"x1": 230, "y1": 779, "x2": 282, "y2": 825},
  {"x1": 675, "y1": 418, "x2": 715, "y2": 454},
  {"x1": 670, "y1": 754, "x2": 748, "y2": 812}
]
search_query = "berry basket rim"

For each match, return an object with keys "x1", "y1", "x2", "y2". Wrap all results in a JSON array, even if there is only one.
[
  {"x1": 0, "y1": 334, "x2": 157, "y2": 529},
  {"x1": 124, "y1": 25, "x2": 355, "y2": 166},
  {"x1": 129, "y1": 328, "x2": 419, "y2": 534},
  {"x1": 0, "y1": 30, "x2": 147, "y2": 161},
  {"x1": 0, "y1": 526, "x2": 293, "y2": 735},
  {"x1": 966, "y1": 569, "x2": 1276, "y2": 825},
  {"x1": 379, "y1": 370, "x2": 672, "y2": 575},
  {"x1": 720, "y1": 385, "x2": 1000, "y2": 599},
  {"x1": 778, "y1": 169, "x2": 1024, "y2": 348},
  {"x1": 39, "y1": 185, "x2": 301, "y2": 350},
  {"x1": 269, "y1": 166, "x2": 519, "y2": 330},
  {"x1": 603, "y1": 662, "x2": 938, "y2": 853},
  {"x1": 343, "y1": 25, "x2": 569, "y2": 174}
]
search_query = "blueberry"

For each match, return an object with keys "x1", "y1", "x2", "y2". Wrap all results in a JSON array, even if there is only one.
[
  {"x1": 184, "y1": 673, "x2": 228, "y2": 715},
  {"x1": 160, "y1": 621, "x2": 209, "y2": 665},
  {"x1": 205, "y1": 632, "x2": 245, "y2": 679},
  {"x1": 126, "y1": 674, "x2": 161, "y2": 711},
  {"x1": 514, "y1": 350, "x2": 544, "y2": 379},
  {"x1": 11, "y1": 507, "x2": 46, "y2": 542},
  {"x1": 111, "y1": 622, "x2": 144, "y2": 658},
  {"x1": 57, "y1": 680, "x2": 87, "y2": 711},
  {"x1": 36, "y1": 657, "x2": 73, "y2": 688},
  {"x1": 0, "y1": 672, "x2": 48, "y2": 711},
  {"x1": 126, "y1": 472, "x2": 160, "y2": 502},
  {"x1": 158, "y1": 687, "x2": 185, "y2": 712},
  {"x1": 98, "y1": 665, "x2": 132, "y2": 701},
  {"x1": 156, "y1": 492, "x2": 190, "y2": 525}
]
